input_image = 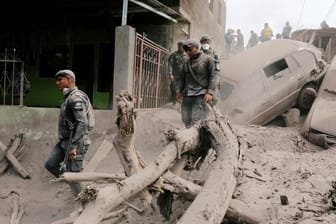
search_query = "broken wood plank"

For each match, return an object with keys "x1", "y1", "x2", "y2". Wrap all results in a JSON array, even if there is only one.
[
  {"x1": 0, "y1": 141, "x2": 9, "y2": 162},
  {"x1": 0, "y1": 135, "x2": 25, "y2": 174},
  {"x1": 50, "y1": 216, "x2": 76, "y2": 224},
  {"x1": 9, "y1": 191, "x2": 25, "y2": 224},
  {"x1": 0, "y1": 137, "x2": 30, "y2": 178},
  {"x1": 84, "y1": 139, "x2": 114, "y2": 172},
  {"x1": 58, "y1": 172, "x2": 126, "y2": 183},
  {"x1": 101, "y1": 207, "x2": 126, "y2": 222},
  {"x1": 4, "y1": 150, "x2": 30, "y2": 179}
]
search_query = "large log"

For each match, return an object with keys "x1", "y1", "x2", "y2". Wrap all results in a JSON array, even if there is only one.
[
  {"x1": 74, "y1": 124, "x2": 201, "y2": 224},
  {"x1": 178, "y1": 117, "x2": 239, "y2": 224},
  {"x1": 113, "y1": 91, "x2": 152, "y2": 204}
]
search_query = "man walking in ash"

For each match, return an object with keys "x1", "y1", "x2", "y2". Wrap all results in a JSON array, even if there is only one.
[
  {"x1": 168, "y1": 41, "x2": 188, "y2": 106},
  {"x1": 45, "y1": 69, "x2": 93, "y2": 196},
  {"x1": 176, "y1": 39, "x2": 218, "y2": 128}
]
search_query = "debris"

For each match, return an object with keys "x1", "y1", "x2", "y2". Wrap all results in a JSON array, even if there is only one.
[
  {"x1": 58, "y1": 172, "x2": 126, "y2": 183},
  {"x1": 123, "y1": 202, "x2": 144, "y2": 214},
  {"x1": 3, "y1": 191, "x2": 25, "y2": 224},
  {"x1": 83, "y1": 139, "x2": 114, "y2": 172},
  {"x1": 280, "y1": 195, "x2": 289, "y2": 205},
  {"x1": 0, "y1": 134, "x2": 30, "y2": 179},
  {"x1": 245, "y1": 171, "x2": 267, "y2": 182},
  {"x1": 326, "y1": 181, "x2": 336, "y2": 208}
]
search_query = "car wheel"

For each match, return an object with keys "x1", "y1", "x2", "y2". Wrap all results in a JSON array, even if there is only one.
[{"x1": 297, "y1": 84, "x2": 317, "y2": 112}]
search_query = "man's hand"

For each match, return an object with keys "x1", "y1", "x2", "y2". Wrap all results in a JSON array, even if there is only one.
[
  {"x1": 169, "y1": 73, "x2": 174, "y2": 81},
  {"x1": 176, "y1": 92, "x2": 182, "y2": 103},
  {"x1": 69, "y1": 148, "x2": 77, "y2": 160},
  {"x1": 203, "y1": 93, "x2": 213, "y2": 103}
]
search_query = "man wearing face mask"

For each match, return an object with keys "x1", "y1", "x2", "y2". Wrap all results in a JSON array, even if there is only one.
[
  {"x1": 45, "y1": 69, "x2": 92, "y2": 196},
  {"x1": 200, "y1": 35, "x2": 221, "y2": 89},
  {"x1": 200, "y1": 35, "x2": 220, "y2": 71},
  {"x1": 176, "y1": 39, "x2": 217, "y2": 128}
]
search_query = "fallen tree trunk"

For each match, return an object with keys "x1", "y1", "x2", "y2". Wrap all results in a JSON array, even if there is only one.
[
  {"x1": 113, "y1": 91, "x2": 152, "y2": 204},
  {"x1": 70, "y1": 97, "x2": 255, "y2": 224},
  {"x1": 74, "y1": 125, "x2": 200, "y2": 224},
  {"x1": 178, "y1": 117, "x2": 239, "y2": 224},
  {"x1": 58, "y1": 172, "x2": 126, "y2": 183}
]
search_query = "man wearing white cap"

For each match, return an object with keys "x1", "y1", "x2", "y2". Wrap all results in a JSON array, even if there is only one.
[{"x1": 45, "y1": 69, "x2": 93, "y2": 196}]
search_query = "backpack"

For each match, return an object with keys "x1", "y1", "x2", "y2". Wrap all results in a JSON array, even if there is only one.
[{"x1": 67, "y1": 89, "x2": 95, "y2": 131}]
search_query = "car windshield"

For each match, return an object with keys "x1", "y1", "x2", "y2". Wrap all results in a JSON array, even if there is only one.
[{"x1": 219, "y1": 79, "x2": 235, "y2": 101}]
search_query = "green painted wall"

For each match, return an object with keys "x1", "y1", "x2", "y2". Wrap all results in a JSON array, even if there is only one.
[{"x1": 24, "y1": 74, "x2": 111, "y2": 109}]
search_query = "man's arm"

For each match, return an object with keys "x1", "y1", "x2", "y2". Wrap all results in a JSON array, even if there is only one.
[
  {"x1": 207, "y1": 57, "x2": 217, "y2": 96},
  {"x1": 69, "y1": 96, "x2": 88, "y2": 158},
  {"x1": 176, "y1": 63, "x2": 187, "y2": 102},
  {"x1": 168, "y1": 53, "x2": 175, "y2": 80}
]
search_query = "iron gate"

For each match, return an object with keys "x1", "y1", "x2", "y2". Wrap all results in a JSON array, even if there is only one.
[
  {"x1": 0, "y1": 49, "x2": 29, "y2": 106},
  {"x1": 133, "y1": 33, "x2": 171, "y2": 109}
]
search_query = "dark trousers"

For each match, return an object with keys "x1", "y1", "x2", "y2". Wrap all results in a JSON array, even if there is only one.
[
  {"x1": 170, "y1": 80, "x2": 177, "y2": 105},
  {"x1": 181, "y1": 95, "x2": 207, "y2": 128},
  {"x1": 45, "y1": 139, "x2": 89, "y2": 195}
]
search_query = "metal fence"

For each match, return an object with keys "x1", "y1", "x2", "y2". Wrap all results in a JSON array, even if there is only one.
[
  {"x1": 133, "y1": 33, "x2": 171, "y2": 109},
  {"x1": 0, "y1": 49, "x2": 29, "y2": 106}
]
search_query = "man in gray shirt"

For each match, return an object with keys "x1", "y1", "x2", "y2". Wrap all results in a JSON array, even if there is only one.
[
  {"x1": 176, "y1": 40, "x2": 218, "y2": 128},
  {"x1": 45, "y1": 69, "x2": 92, "y2": 196},
  {"x1": 282, "y1": 21, "x2": 292, "y2": 39},
  {"x1": 168, "y1": 41, "x2": 188, "y2": 105}
]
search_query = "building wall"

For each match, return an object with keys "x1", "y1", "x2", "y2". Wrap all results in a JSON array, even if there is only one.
[
  {"x1": 1, "y1": 26, "x2": 114, "y2": 109},
  {"x1": 0, "y1": 0, "x2": 227, "y2": 109},
  {"x1": 172, "y1": 0, "x2": 226, "y2": 58}
]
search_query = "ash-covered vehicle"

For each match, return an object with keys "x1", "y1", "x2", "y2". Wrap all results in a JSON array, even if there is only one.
[
  {"x1": 218, "y1": 39, "x2": 327, "y2": 125},
  {"x1": 301, "y1": 57, "x2": 336, "y2": 148}
]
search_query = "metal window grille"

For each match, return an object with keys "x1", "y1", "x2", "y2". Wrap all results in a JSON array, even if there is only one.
[
  {"x1": 0, "y1": 49, "x2": 29, "y2": 106},
  {"x1": 133, "y1": 33, "x2": 171, "y2": 109}
]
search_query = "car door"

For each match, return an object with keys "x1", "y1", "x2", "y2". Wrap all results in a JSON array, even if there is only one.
[
  {"x1": 291, "y1": 50, "x2": 319, "y2": 88},
  {"x1": 263, "y1": 58, "x2": 296, "y2": 119},
  {"x1": 285, "y1": 54, "x2": 305, "y2": 97},
  {"x1": 249, "y1": 69, "x2": 274, "y2": 125}
]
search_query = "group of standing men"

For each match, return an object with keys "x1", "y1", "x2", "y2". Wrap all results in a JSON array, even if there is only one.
[
  {"x1": 226, "y1": 21, "x2": 293, "y2": 55},
  {"x1": 260, "y1": 21, "x2": 292, "y2": 42},
  {"x1": 168, "y1": 35, "x2": 220, "y2": 128}
]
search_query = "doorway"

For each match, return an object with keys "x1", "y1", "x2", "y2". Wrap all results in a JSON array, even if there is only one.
[{"x1": 71, "y1": 44, "x2": 95, "y2": 101}]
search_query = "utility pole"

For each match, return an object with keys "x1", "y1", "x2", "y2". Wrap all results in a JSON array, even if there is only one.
[{"x1": 122, "y1": 0, "x2": 128, "y2": 25}]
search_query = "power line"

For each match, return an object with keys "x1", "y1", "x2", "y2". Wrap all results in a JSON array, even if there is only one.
[
  {"x1": 325, "y1": 0, "x2": 336, "y2": 21},
  {"x1": 296, "y1": 0, "x2": 306, "y2": 30}
]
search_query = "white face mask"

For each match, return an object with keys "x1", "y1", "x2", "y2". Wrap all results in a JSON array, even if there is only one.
[
  {"x1": 202, "y1": 44, "x2": 210, "y2": 50},
  {"x1": 62, "y1": 88, "x2": 70, "y2": 95}
]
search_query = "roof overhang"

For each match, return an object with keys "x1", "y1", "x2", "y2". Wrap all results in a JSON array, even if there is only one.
[{"x1": 127, "y1": 0, "x2": 186, "y2": 23}]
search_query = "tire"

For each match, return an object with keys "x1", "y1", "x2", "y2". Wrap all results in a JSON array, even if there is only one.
[{"x1": 297, "y1": 84, "x2": 318, "y2": 112}]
